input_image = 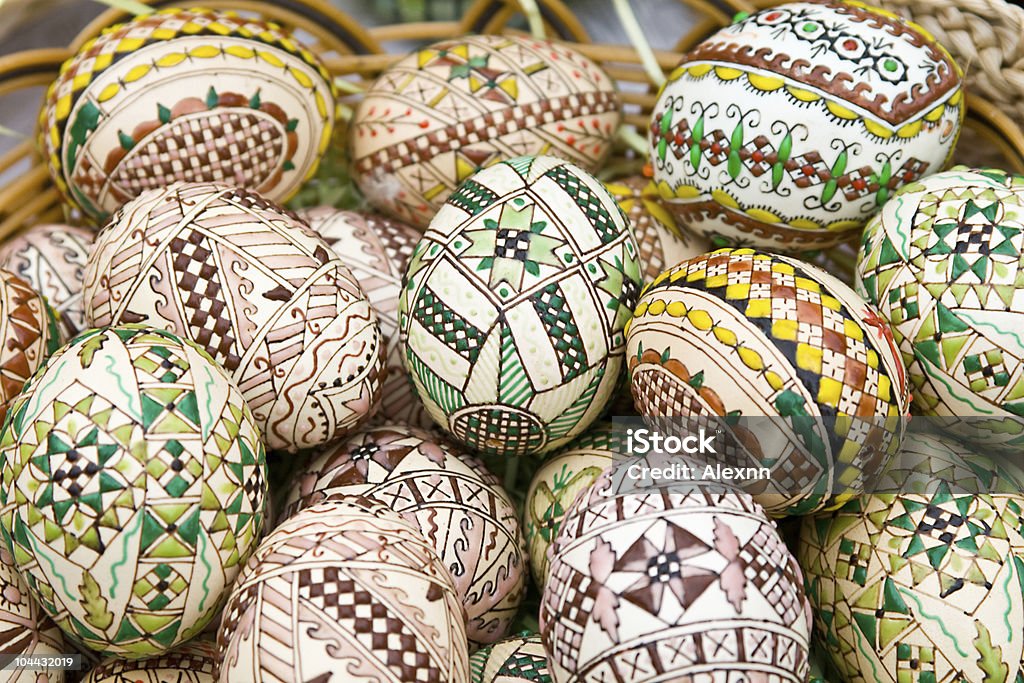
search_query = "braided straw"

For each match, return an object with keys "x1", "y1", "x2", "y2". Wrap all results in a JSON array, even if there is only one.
[{"x1": 881, "y1": 0, "x2": 1024, "y2": 121}]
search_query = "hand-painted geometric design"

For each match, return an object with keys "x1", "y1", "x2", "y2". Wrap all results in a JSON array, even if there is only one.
[
  {"x1": 399, "y1": 156, "x2": 641, "y2": 457},
  {"x1": 0, "y1": 325, "x2": 267, "y2": 658},
  {"x1": 856, "y1": 167, "x2": 1024, "y2": 451},
  {"x1": 83, "y1": 640, "x2": 216, "y2": 682},
  {"x1": 38, "y1": 8, "x2": 336, "y2": 223},
  {"x1": 650, "y1": 0, "x2": 964, "y2": 252},
  {"x1": 799, "y1": 431, "x2": 1024, "y2": 682},
  {"x1": 297, "y1": 207, "x2": 432, "y2": 428},
  {"x1": 626, "y1": 248, "x2": 910, "y2": 515},
  {"x1": 215, "y1": 496, "x2": 469, "y2": 683},
  {"x1": 540, "y1": 473, "x2": 811, "y2": 682},
  {"x1": 281, "y1": 425, "x2": 526, "y2": 647},
  {"x1": 0, "y1": 224, "x2": 94, "y2": 339},
  {"x1": 604, "y1": 176, "x2": 711, "y2": 284},
  {"x1": 524, "y1": 424, "x2": 619, "y2": 588},
  {"x1": 0, "y1": 545, "x2": 66, "y2": 683},
  {"x1": 84, "y1": 182, "x2": 386, "y2": 452},
  {"x1": 0, "y1": 269, "x2": 62, "y2": 426},
  {"x1": 352, "y1": 35, "x2": 622, "y2": 228},
  {"x1": 469, "y1": 633, "x2": 551, "y2": 683}
]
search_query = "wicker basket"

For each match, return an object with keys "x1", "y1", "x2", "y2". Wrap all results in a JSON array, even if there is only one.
[{"x1": 0, "y1": 0, "x2": 1022, "y2": 247}]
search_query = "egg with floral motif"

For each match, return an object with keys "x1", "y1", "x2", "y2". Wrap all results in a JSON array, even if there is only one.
[
  {"x1": 399, "y1": 156, "x2": 641, "y2": 457},
  {"x1": 649, "y1": 1, "x2": 964, "y2": 252},
  {"x1": 351, "y1": 34, "x2": 621, "y2": 229},
  {"x1": 38, "y1": 8, "x2": 335, "y2": 223}
]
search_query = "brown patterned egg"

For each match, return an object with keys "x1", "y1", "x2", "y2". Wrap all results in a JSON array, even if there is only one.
[
  {"x1": 540, "y1": 471, "x2": 812, "y2": 682},
  {"x1": 0, "y1": 224, "x2": 94, "y2": 339},
  {"x1": 469, "y1": 633, "x2": 551, "y2": 683},
  {"x1": 216, "y1": 496, "x2": 470, "y2": 683},
  {"x1": 83, "y1": 183, "x2": 386, "y2": 452},
  {"x1": 282, "y1": 425, "x2": 527, "y2": 646},
  {"x1": 0, "y1": 546, "x2": 66, "y2": 683},
  {"x1": 605, "y1": 176, "x2": 711, "y2": 282},
  {"x1": 0, "y1": 269, "x2": 62, "y2": 424},
  {"x1": 82, "y1": 641, "x2": 216, "y2": 682},
  {"x1": 350, "y1": 34, "x2": 622, "y2": 228},
  {"x1": 38, "y1": 8, "x2": 335, "y2": 224},
  {"x1": 297, "y1": 207, "x2": 431, "y2": 427}
]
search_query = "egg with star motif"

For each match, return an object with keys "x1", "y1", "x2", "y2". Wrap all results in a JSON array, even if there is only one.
[{"x1": 399, "y1": 156, "x2": 641, "y2": 457}]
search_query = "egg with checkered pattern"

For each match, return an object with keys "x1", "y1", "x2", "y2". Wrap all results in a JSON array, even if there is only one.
[
  {"x1": 470, "y1": 633, "x2": 551, "y2": 683},
  {"x1": 83, "y1": 182, "x2": 386, "y2": 453},
  {"x1": 398, "y1": 155, "x2": 641, "y2": 457},
  {"x1": 649, "y1": 1, "x2": 964, "y2": 252},
  {"x1": 350, "y1": 34, "x2": 622, "y2": 229},
  {"x1": 625, "y1": 248, "x2": 910, "y2": 516},
  {"x1": 38, "y1": 7, "x2": 336, "y2": 224}
]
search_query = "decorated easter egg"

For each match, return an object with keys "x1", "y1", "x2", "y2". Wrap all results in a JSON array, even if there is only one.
[
  {"x1": 39, "y1": 8, "x2": 335, "y2": 223},
  {"x1": 82, "y1": 640, "x2": 216, "y2": 683},
  {"x1": 523, "y1": 424, "x2": 619, "y2": 588},
  {"x1": 282, "y1": 425, "x2": 526, "y2": 645},
  {"x1": 0, "y1": 224, "x2": 94, "y2": 338},
  {"x1": 799, "y1": 430, "x2": 1024, "y2": 682},
  {"x1": 470, "y1": 633, "x2": 551, "y2": 683},
  {"x1": 605, "y1": 176, "x2": 711, "y2": 282},
  {"x1": 0, "y1": 325, "x2": 267, "y2": 657},
  {"x1": 216, "y1": 496, "x2": 470, "y2": 682},
  {"x1": 399, "y1": 156, "x2": 642, "y2": 456},
  {"x1": 351, "y1": 35, "x2": 622, "y2": 228},
  {"x1": 626, "y1": 248, "x2": 910, "y2": 515},
  {"x1": 649, "y1": 1, "x2": 964, "y2": 252},
  {"x1": 297, "y1": 207, "x2": 430, "y2": 427},
  {"x1": 0, "y1": 270, "x2": 61, "y2": 423},
  {"x1": 0, "y1": 546, "x2": 66, "y2": 683},
  {"x1": 540, "y1": 472, "x2": 812, "y2": 682},
  {"x1": 857, "y1": 167, "x2": 1024, "y2": 451},
  {"x1": 84, "y1": 183, "x2": 386, "y2": 452}
]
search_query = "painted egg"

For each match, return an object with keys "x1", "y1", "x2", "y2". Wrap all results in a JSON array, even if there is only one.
[
  {"x1": 605, "y1": 176, "x2": 711, "y2": 282},
  {"x1": 38, "y1": 7, "x2": 335, "y2": 223},
  {"x1": 83, "y1": 183, "x2": 386, "y2": 452},
  {"x1": 625, "y1": 248, "x2": 910, "y2": 515},
  {"x1": 0, "y1": 224, "x2": 94, "y2": 339},
  {"x1": 0, "y1": 546, "x2": 66, "y2": 683},
  {"x1": 0, "y1": 325, "x2": 267, "y2": 657},
  {"x1": 524, "y1": 424, "x2": 619, "y2": 589},
  {"x1": 470, "y1": 633, "x2": 551, "y2": 683},
  {"x1": 799, "y1": 430, "x2": 1024, "y2": 681},
  {"x1": 351, "y1": 35, "x2": 622, "y2": 228},
  {"x1": 649, "y1": 1, "x2": 964, "y2": 252},
  {"x1": 282, "y1": 424, "x2": 526, "y2": 646},
  {"x1": 539, "y1": 472, "x2": 812, "y2": 682},
  {"x1": 399, "y1": 156, "x2": 642, "y2": 457},
  {"x1": 857, "y1": 167, "x2": 1024, "y2": 451},
  {"x1": 0, "y1": 270, "x2": 61, "y2": 424},
  {"x1": 82, "y1": 640, "x2": 216, "y2": 682},
  {"x1": 297, "y1": 207, "x2": 431, "y2": 427},
  {"x1": 215, "y1": 496, "x2": 470, "y2": 682}
]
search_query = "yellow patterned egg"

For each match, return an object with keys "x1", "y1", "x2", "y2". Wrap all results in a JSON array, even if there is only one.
[
  {"x1": 38, "y1": 8, "x2": 335, "y2": 223},
  {"x1": 83, "y1": 183, "x2": 386, "y2": 453},
  {"x1": 649, "y1": 1, "x2": 963, "y2": 252},
  {"x1": 625, "y1": 248, "x2": 910, "y2": 516},
  {"x1": 351, "y1": 34, "x2": 622, "y2": 229}
]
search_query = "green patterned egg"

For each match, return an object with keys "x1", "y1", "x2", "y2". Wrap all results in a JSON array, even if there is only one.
[
  {"x1": 857, "y1": 167, "x2": 1024, "y2": 451},
  {"x1": 398, "y1": 155, "x2": 642, "y2": 457},
  {"x1": 470, "y1": 633, "x2": 551, "y2": 683},
  {"x1": 523, "y1": 424, "x2": 619, "y2": 588},
  {"x1": 0, "y1": 325, "x2": 267, "y2": 658},
  {"x1": 799, "y1": 430, "x2": 1024, "y2": 682}
]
